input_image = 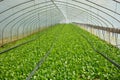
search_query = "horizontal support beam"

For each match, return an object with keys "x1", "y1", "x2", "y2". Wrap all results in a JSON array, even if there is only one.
[{"x1": 74, "y1": 22, "x2": 120, "y2": 34}]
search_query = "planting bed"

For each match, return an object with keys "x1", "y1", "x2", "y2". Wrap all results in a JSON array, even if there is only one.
[{"x1": 0, "y1": 24, "x2": 120, "y2": 80}]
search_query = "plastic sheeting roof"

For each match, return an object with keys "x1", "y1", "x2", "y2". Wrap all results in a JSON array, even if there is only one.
[{"x1": 0, "y1": 0, "x2": 120, "y2": 39}]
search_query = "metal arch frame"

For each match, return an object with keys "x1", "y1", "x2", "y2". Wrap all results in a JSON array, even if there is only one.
[
  {"x1": 1, "y1": 1, "x2": 113, "y2": 37},
  {"x1": 58, "y1": 5, "x2": 103, "y2": 26},
  {"x1": 60, "y1": 5, "x2": 105, "y2": 39},
  {"x1": 0, "y1": 0, "x2": 118, "y2": 45},
  {"x1": 11, "y1": 5, "x2": 55, "y2": 31},
  {"x1": 71, "y1": 11, "x2": 103, "y2": 26},
  {"x1": 0, "y1": 4, "x2": 53, "y2": 44},
  {"x1": 21, "y1": 14, "x2": 62, "y2": 38},
  {"x1": 50, "y1": 0, "x2": 66, "y2": 22},
  {"x1": 45, "y1": 0, "x2": 48, "y2": 27},
  {"x1": 24, "y1": 14, "x2": 61, "y2": 38},
  {"x1": 29, "y1": 14, "x2": 62, "y2": 34},
  {"x1": 0, "y1": 0, "x2": 117, "y2": 31},
  {"x1": 72, "y1": 0, "x2": 120, "y2": 26},
  {"x1": 14, "y1": 8, "x2": 61, "y2": 41},
  {"x1": 10, "y1": 6, "x2": 57, "y2": 41},
  {"x1": 61, "y1": 4, "x2": 104, "y2": 27},
  {"x1": 70, "y1": 13, "x2": 99, "y2": 26},
  {"x1": 18, "y1": 9, "x2": 59, "y2": 38},
  {"x1": 0, "y1": 1, "x2": 112, "y2": 37},
  {"x1": 0, "y1": 0, "x2": 34, "y2": 14},
  {"x1": 68, "y1": 13, "x2": 100, "y2": 26},
  {"x1": 1, "y1": 4, "x2": 65, "y2": 45},
  {"x1": 63, "y1": 9, "x2": 101, "y2": 26},
  {"x1": 55, "y1": 3, "x2": 112, "y2": 43},
  {"x1": 59, "y1": 1, "x2": 117, "y2": 44},
  {"x1": 1, "y1": 3, "x2": 64, "y2": 32},
  {"x1": 0, "y1": 0, "x2": 115, "y2": 45},
  {"x1": 2, "y1": 14, "x2": 62, "y2": 46},
  {"x1": 2, "y1": 3, "x2": 54, "y2": 28},
  {"x1": 56, "y1": 1, "x2": 114, "y2": 27},
  {"x1": 85, "y1": 0, "x2": 120, "y2": 16},
  {"x1": 0, "y1": 16, "x2": 62, "y2": 54},
  {"x1": 0, "y1": 1, "x2": 65, "y2": 23},
  {"x1": 1, "y1": 3, "x2": 53, "y2": 28},
  {"x1": 58, "y1": 7, "x2": 95, "y2": 25},
  {"x1": 0, "y1": 1, "x2": 50, "y2": 23},
  {"x1": 23, "y1": 10, "x2": 62, "y2": 38},
  {"x1": 11, "y1": 11, "x2": 62, "y2": 44},
  {"x1": 8, "y1": 9, "x2": 61, "y2": 44},
  {"x1": 21, "y1": 12, "x2": 61, "y2": 37},
  {"x1": 56, "y1": 2, "x2": 110, "y2": 27},
  {"x1": 56, "y1": 1, "x2": 115, "y2": 43},
  {"x1": 24, "y1": 10, "x2": 61, "y2": 37}
]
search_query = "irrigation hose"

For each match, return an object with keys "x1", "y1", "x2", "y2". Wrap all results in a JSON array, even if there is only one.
[
  {"x1": 26, "y1": 24, "x2": 65, "y2": 80},
  {"x1": 82, "y1": 34, "x2": 120, "y2": 69},
  {"x1": 0, "y1": 38, "x2": 35, "y2": 54},
  {"x1": 74, "y1": 24, "x2": 120, "y2": 69},
  {"x1": 0, "y1": 27, "x2": 50, "y2": 54}
]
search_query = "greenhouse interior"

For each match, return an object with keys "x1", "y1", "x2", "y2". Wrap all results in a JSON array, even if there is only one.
[{"x1": 0, "y1": 0, "x2": 120, "y2": 80}]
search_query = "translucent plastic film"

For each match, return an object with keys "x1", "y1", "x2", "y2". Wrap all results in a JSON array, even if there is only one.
[{"x1": 0, "y1": 0, "x2": 120, "y2": 46}]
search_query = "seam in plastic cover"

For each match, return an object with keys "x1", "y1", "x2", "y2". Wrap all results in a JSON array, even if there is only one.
[
  {"x1": 0, "y1": 0, "x2": 3, "y2": 2},
  {"x1": 113, "y1": 0, "x2": 120, "y2": 3}
]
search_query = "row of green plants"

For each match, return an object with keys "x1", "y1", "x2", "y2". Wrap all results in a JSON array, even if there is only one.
[
  {"x1": 0, "y1": 24, "x2": 63, "y2": 79},
  {"x1": 74, "y1": 24, "x2": 120, "y2": 64},
  {"x1": 31, "y1": 24, "x2": 120, "y2": 80},
  {"x1": 0, "y1": 26, "x2": 53, "y2": 52},
  {"x1": 0, "y1": 24, "x2": 120, "y2": 80}
]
